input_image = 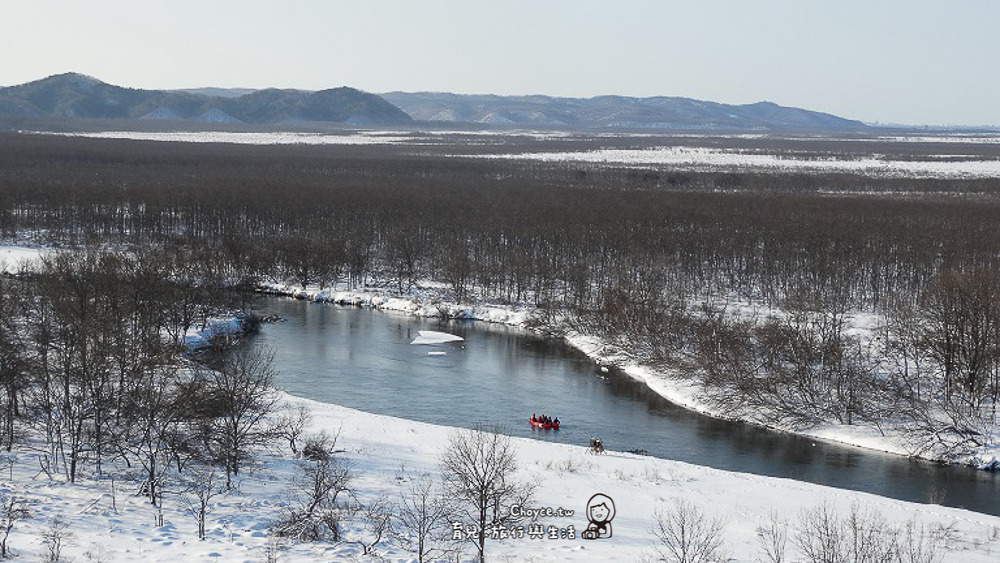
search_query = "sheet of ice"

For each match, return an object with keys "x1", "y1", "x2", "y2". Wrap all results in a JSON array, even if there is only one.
[{"x1": 410, "y1": 330, "x2": 464, "y2": 345}]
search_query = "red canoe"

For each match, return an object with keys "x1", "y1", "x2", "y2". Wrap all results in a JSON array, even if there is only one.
[{"x1": 529, "y1": 418, "x2": 560, "y2": 430}]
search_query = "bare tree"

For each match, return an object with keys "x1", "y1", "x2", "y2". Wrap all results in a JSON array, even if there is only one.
[
  {"x1": 842, "y1": 504, "x2": 898, "y2": 563},
  {"x1": 755, "y1": 510, "x2": 789, "y2": 563},
  {"x1": 439, "y1": 424, "x2": 533, "y2": 563},
  {"x1": 180, "y1": 467, "x2": 225, "y2": 540},
  {"x1": 919, "y1": 269, "x2": 1000, "y2": 409},
  {"x1": 197, "y1": 344, "x2": 280, "y2": 487},
  {"x1": 352, "y1": 495, "x2": 392, "y2": 557},
  {"x1": 273, "y1": 405, "x2": 311, "y2": 456},
  {"x1": 793, "y1": 503, "x2": 847, "y2": 563},
  {"x1": 259, "y1": 536, "x2": 286, "y2": 563},
  {"x1": 392, "y1": 474, "x2": 456, "y2": 563},
  {"x1": 648, "y1": 499, "x2": 728, "y2": 563},
  {"x1": 0, "y1": 277, "x2": 29, "y2": 452},
  {"x1": 899, "y1": 518, "x2": 944, "y2": 563},
  {"x1": 121, "y1": 362, "x2": 184, "y2": 507},
  {"x1": 0, "y1": 494, "x2": 28, "y2": 559}
]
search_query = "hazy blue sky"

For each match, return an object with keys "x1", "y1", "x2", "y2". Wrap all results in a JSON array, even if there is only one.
[{"x1": 3, "y1": 1, "x2": 997, "y2": 126}]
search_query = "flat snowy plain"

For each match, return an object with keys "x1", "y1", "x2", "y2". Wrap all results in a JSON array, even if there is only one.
[
  {"x1": 488, "y1": 145, "x2": 1000, "y2": 179},
  {"x1": 34, "y1": 128, "x2": 1000, "y2": 179}
]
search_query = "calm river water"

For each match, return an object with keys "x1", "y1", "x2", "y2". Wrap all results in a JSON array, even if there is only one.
[{"x1": 249, "y1": 296, "x2": 999, "y2": 516}]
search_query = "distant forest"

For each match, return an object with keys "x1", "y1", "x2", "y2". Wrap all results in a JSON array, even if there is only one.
[
  {"x1": 3, "y1": 132, "x2": 999, "y2": 308},
  {"x1": 2, "y1": 132, "x2": 1000, "y2": 454}
]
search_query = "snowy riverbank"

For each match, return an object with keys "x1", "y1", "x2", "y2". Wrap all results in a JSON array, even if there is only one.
[
  {"x1": 566, "y1": 331, "x2": 999, "y2": 469},
  {"x1": 3, "y1": 394, "x2": 1000, "y2": 562}
]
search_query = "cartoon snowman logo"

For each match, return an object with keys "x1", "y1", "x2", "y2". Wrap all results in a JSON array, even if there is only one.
[{"x1": 581, "y1": 493, "x2": 616, "y2": 540}]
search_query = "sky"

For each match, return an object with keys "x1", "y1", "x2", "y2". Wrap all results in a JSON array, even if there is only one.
[{"x1": 2, "y1": 1, "x2": 997, "y2": 127}]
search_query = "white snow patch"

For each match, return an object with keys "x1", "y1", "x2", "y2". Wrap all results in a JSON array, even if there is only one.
[
  {"x1": 258, "y1": 282, "x2": 535, "y2": 328},
  {"x1": 484, "y1": 145, "x2": 1000, "y2": 179},
  {"x1": 0, "y1": 244, "x2": 51, "y2": 272},
  {"x1": 182, "y1": 317, "x2": 244, "y2": 350},
  {"x1": 26, "y1": 130, "x2": 417, "y2": 146}
]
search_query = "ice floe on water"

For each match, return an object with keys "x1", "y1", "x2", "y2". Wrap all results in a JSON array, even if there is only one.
[{"x1": 409, "y1": 330, "x2": 465, "y2": 345}]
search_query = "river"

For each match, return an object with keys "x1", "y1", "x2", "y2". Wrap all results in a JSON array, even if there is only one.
[{"x1": 248, "y1": 296, "x2": 999, "y2": 516}]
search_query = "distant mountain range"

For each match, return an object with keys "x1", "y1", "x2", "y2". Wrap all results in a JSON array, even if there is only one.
[
  {"x1": 0, "y1": 73, "x2": 866, "y2": 131},
  {"x1": 381, "y1": 92, "x2": 866, "y2": 131},
  {"x1": 0, "y1": 73, "x2": 411, "y2": 125}
]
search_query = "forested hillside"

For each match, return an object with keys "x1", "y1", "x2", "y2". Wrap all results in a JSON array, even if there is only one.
[{"x1": 0, "y1": 73, "x2": 411, "y2": 125}]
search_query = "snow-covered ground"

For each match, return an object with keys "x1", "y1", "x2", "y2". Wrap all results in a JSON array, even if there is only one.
[
  {"x1": 182, "y1": 317, "x2": 247, "y2": 350},
  {"x1": 25, "y1": 128, "x2": 1000, "y2": 179},
  {"x1": 23, "y1": 128, "x2": 580, "y2": 146},
  {"x1": 3, "y1": 395, "x2": 999, "y2": 562},
  {"x1": 485, "y1": 145, "x2": 1000, "y2": 179},
  {"x1": 0, "y1": 244, "x2": 51, "y2": 273},
  {"x1": 27, "y1": 130, "x2": 419, "y2": 146},
  {"x1": 258, "y1": 282, "x2": 534, "y2": 327}
]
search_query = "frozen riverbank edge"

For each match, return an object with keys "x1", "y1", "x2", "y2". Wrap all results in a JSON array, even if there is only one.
[{"x1": 257, "y1": 282, "x2": 999, "y2": 471}]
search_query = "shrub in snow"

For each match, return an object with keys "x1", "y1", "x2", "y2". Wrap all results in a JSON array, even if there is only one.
[
  {"x1": 648, "y1": 499, "x2": 729, "y2": 563},
  {"x1": 0, "y1": 494, "x2": 28, "y2": 559},
  {"x1": 272, "y1": 438, "x2": 354, "y2": 543}
]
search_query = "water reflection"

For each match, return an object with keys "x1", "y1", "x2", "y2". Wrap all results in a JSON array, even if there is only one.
[{"x1": 249, "y1": 297, "x2": 999, "y2": 516}]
